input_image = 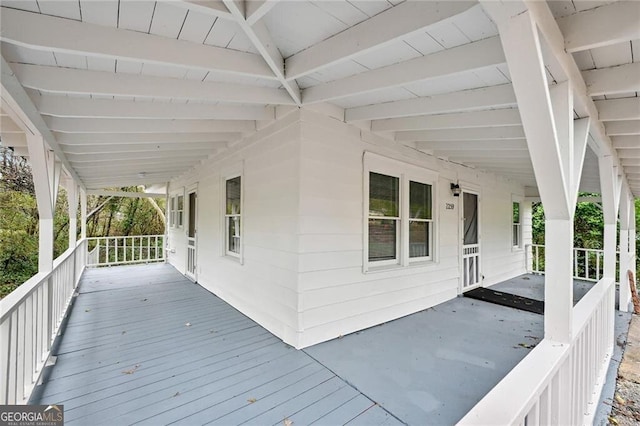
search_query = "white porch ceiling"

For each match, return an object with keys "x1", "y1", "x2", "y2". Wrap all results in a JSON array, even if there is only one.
[{"x1": 0, "y1": 0, "x2": 637, "y2": 195}]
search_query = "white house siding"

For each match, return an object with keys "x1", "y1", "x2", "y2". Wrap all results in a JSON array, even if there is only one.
[
  {"x1": 167, "y1": 108, "x2": 529, "y2": 349},
  {"x1": 167, "y1": 109, "x2": 303, "y2": 345},
  {"x1": 295, "y1": 109, "x2": 527, "y2": 348}
]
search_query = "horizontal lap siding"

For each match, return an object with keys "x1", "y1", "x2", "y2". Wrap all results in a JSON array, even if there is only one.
[
  {"x1": 297, "y1": 117, "x2": 463, "y2": 348},
  {"x1": 167, "y1": 119, "x2": 302, "y2": 346}
]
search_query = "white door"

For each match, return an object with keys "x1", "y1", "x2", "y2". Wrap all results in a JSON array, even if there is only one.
[
  {"x1": 461, "y1": 191, "x2": 481, "y2": 290},
  {"x1": 185, "y1": 188, "x2": 197, "y2": 282}
]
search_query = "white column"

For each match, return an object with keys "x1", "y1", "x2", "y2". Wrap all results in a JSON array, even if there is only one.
[
  {"x1": 486, "y1": 9, "x2": 590, "y2": 343},
  {"x1": 26, "y1": 135, "x2": 56, "y2": 272},
  {"x1": 67, "y1": 181, "x2": 78, "y2": 249},
  {"x1": 619, "y1": 189, "x2": 631, "y2": 312},
  {"x1": 599, "y1": 156, "x2": 622, "y2": 281},
  {"x1": 522, "y1": 201, "x2": 533, "y2": 272},
  {"x1": 80, "y1": 188, "x2": 87, "y2": 240}
]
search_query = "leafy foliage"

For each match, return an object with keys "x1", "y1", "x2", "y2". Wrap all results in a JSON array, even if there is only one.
[{"x1": 0, "y1": 146, "x2": 165, "y2": 298}]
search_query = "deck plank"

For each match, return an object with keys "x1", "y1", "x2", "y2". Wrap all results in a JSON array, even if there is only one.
[{"x1": 32, "y1": 264, "x2": 391, "y2": 425}]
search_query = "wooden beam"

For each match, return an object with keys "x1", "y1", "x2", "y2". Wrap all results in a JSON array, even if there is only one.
[
  {"x1": 54, "y1": 132, "x2": 241, "y2": 145},
  {"x1": 583, "y1": 63, "x2": 640, "y2": 97},
  {"x1": 43, "y1": 117, "x2": 255, "y2": 134},
  {"x1": 0, "y1": 7, "x2": 275, "y2": 79},
  {"x1": 1, "y1": 57, "x2": 82, "y2": 185},
  {"x1": 557, "y1": 1, "x2": 640, "y2": 52},
  {"x1": 61, "y1": 141, "x2": 223, "y2": 155},
  {"x1": 223, "y1": 0, "x2": 300, "y2": 104},
  {"x1": 11, "y1": 64, "x2": 295, "y2": 105},
  {"x1": 167, "y1": 0, "x2": 233, "y2": 19},
  {"x1": 86, "y1": 189, "x2": 166, "y2": 199},
  {"x1": 616, "y1": 149, "x2": 640, "y2": 159},
  {"x1": 67, "y1": 149, "x2": 214, "y2": 163},
  {"x1": 246, "y1": 0, "x2": 280, "y2": 25},
  {"x1": 605, "y1": 121, "x2": 640, "y2": 136},
  {"x1": 75, "y1": 160, "x2": 200, "y2": 173},
  {"x1": 595, "y1": 97, "x2": 640, "y2": 121},
  {"x1": 303, "y1": 36, "x2": 505, "y2": 104},
  {"x1": 34, "y1": 95, "x2": 275, "y2": 120},
  {"x1": 443, "y1": 150, "x2": 530, "y2": 159},
  {"x1": 372, "y1": 108, "x2": 521, "y2": 131},
  {"x1": 612, "y1": 135, "x2": 640, "y2": 149},
  {"x1": 346, "y1": 84, "x2": 517, "y2": 122},
  {"x1": 415, "y1": 140, "x2": 527, "y2": 151},
  {"x1": 396, "y1": 126, "x2": 525, "y2": 142},
  {"x1": 285, "y1": 1, "x2": 475, "y2": 79}
]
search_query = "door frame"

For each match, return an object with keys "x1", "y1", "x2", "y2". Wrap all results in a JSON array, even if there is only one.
[
  {"x1": 185, "y1": 184, "x2": 198, "y2": 282},
  {"x1": 459, "y1": 186, "x2": 482, "y2": 293}
]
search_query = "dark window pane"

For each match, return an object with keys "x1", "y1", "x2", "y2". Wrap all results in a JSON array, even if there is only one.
[
  {"x1": 410, "y1": 181, "x2": 432, "y2": 219},
  {"x1": 368, "y1": 219, "x2": 396, "y2": 261},
  {"x1": 226, "y1": 177, "x2": 241, "y2": 215},
  {"x1": 177, "y1": 195, "x2": 184, "y2": 210},
  {"x1": 513, "y1": 202, "x2": 520, "y2": 223},
  {"x1": 463, "y1": 192, "x2": 478, "y2": 245},
  {"x1": 409, "y1": 221, "x2": 430, "y2": 258},
  {"x1": 513, "y1": 224, "x2": 519, "y2": 246},
  {"x1": 228, "y1": 217, "x2": 241, "y2": 254},
  {"x1": 188, "y1": 192, "x2": 196, "y2": 238},
  {"x1": 369, "y1": 172, "x2": 399, "y2": 217}
]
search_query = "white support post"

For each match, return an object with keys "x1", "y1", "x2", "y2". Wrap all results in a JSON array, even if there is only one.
[
  {"x1": 599, "y1": 156, "x2": 622, "y2": 281},
  {"x1": 25, "y1": 135, "x2": 56, "y2": 272},
  {"x1": 80, "y1": 188, "x2": 87, "y2": 240},
  {"x1": 631, "y1": 198, "x2": 637, "y2": 293},
  {"x1": 486, "y1": 7, "x2": 589, "y2": 344},
  {"x1": 522, "y1": 201, "x2": 533, "y2": 271},
  {"x1": 619, "y1": 188, "x2": 631, "y2": 312},
  {"x1": 67, "y1": 180, "x2": 78, "y2": 249}
]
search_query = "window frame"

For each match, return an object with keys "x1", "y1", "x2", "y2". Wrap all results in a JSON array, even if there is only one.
[
  {"x1": 512, "y1": 196, "x2": 523, "y2": 250},
  {"x1": 169, "y1": 195, "x2": 176, "y2": 228},
  {"x1": 176, "y1": 194, "x2": 184, "y2": 229},
  {"x1": 225, "y1": 174, "x2": 242, "y2": 258},
  {"x1": 363, "y1": 153, "x2": 438, "y2": 272}
]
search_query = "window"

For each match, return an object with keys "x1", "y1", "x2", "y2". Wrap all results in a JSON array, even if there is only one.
[
  {"x1": 512, "y1": 201, "x2": 521, "y2": 248},
  {"x1": 366, "y1": 162, "x2": 435, "y2": 269},
  {"x1": 169, "y1": 196, "x2": 176, "y2": 228},
  {"x1": 225, "y1": 176, "x2": 241, "y2": 256},
  {"x1": 177, "y1": 195, "x2": 184, "y2": 228}
]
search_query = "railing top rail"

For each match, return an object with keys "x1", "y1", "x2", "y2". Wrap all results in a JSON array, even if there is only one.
[
  {"x1": 0, "y1": 238, "x2": 87, "y2": 323},
  {"x1": 86, "y1": 234, "x2": 165, "y2": 240},
  {"x1": 573, "y1": 277, "x2": 614, "y2": 336}
]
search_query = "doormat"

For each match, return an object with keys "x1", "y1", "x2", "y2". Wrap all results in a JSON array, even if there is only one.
[{"x1": 464, "y1": 287, "x2": 544, "y2": 315}]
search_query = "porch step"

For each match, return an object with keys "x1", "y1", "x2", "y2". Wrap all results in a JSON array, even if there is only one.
[{"x1": 464, "y1": 287, "x2": 544, "y2": 315}]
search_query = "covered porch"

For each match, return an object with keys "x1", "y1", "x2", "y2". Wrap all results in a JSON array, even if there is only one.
[{"x1": 27, "y1": 263, "x2": 619, "y2": 425}]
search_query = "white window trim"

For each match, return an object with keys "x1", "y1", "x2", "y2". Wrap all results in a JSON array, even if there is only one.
[
  {"x1": 169, "y1": 195, "x2": 176, "y2": 228},
  {"x1": 363, "y1": 152, "x2": 439, "y2": 273},
  {"x1": 169, "y1": 189, "x2": 185, "y2": 229},
  {"x1": 176, "y1": 192, "x2": 185, "y2": 229},
  {"x1": 512, "y1": 195, "x2": 524, "y2": 251},
  {"x1": 221, "y1": 162, "x2": 244, "y2": 264}
]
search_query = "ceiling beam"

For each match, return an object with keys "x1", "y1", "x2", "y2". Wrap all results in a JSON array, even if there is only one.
[
  {"x1": 0, "y1": 56, "x2": 82, "y2": 185},
  {"x1": 371, "y1": 108, "x2": 521, "y2": 132},
  {"x1": 285, "y1": 1, "x2": 476, "y2": 79},
  {"x1": 222, "y1": 0, "x2": 301, "y2": 104},
  {"x1": 582, "y1": 62, "x2": 640, "y2": 97},
  {"x1": 605, "y1": 121, "x2": 640, "y2": 136},
  {"x1": 612, "y1": 135, "x2": 640, "y2": 149},
  {"x1": 442, "y1": 150, "x2": 530, "y2": 159},
  {"x1": 74, "y1": 159, "x2": 201, "y2": 172},
  {"x1": 246, "y1": 0, "x2": 280, "y2": 25},
  {"x1": 595, "y1": 97, "x2": 640, "y2": 121},
  {"x1": 617, "y1": 149, "x2": 640, "y2": 159},
  {"x1": 168, "y1": 0, "x2": 234, "y2": 19},
  {"x1": 10, "y1": 64, "x2": 295, "y2": 105},
  {"x1": 557, "y1": 1, "x2": 640, "y2": 53},
  {"x1": 303, "y1": 36, "x2": 505, "y2": 104},
  {"x1": 414, "y1": 140, "x2": 528, "y2": 151},
  {"x1": 34, "y1": 95, "x2": 275, "y2": 120},
  {"x1": 54, "y1": 132, "x2": 241, "y2": 145},
  {"x1": 396, "y1": 126, "x2": 525, "y2": 142},
  {"x1": 345, "y1": 84, "x2": 517, "y2": 122},
  {"x1": 44, "y1": 117, "x2": 255, "y2": 134},
  {"x1": 0, "y1": 7, "x2": 274, "y2": 80},
  {"x1": 61, "y1": 141, "x2": 223, "y2": 155},
  {"x1": 68, "y1": 150, "x2": 213, "y2": 163}
]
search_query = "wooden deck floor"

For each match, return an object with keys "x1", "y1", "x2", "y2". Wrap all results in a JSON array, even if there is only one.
[{"x1": 32, "y1": 264, "x2": 400, "y2": 425}]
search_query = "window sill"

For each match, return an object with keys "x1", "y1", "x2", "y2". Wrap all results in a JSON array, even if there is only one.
[
  {"x1": 223, "y1": 254, "x2": 243, "y2": 264},
  {"x1": 365, "y1": 260, "x2": 437, "y2": 274},
  {"x1": 511, "y1": 246, "x2": 524, "y2": 253}
]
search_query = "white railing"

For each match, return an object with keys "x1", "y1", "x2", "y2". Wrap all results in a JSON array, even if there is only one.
[
  {"x1": 86, "y1": 235, "x2": 165, "y2": 267},
  {"x1": 527, "y1": 244, "x2": 616, "y2": 282},
  {"x1": 459, "y1": 277, "x2": 615, "y2": 425},
  {"x1": 0, "y1": 239, "x2": 87, "y2": 405}
]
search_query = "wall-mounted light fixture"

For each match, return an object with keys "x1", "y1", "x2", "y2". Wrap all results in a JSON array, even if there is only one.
[{"x1": 450, "y1": 183, "x2": 461, "y2": 197}]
